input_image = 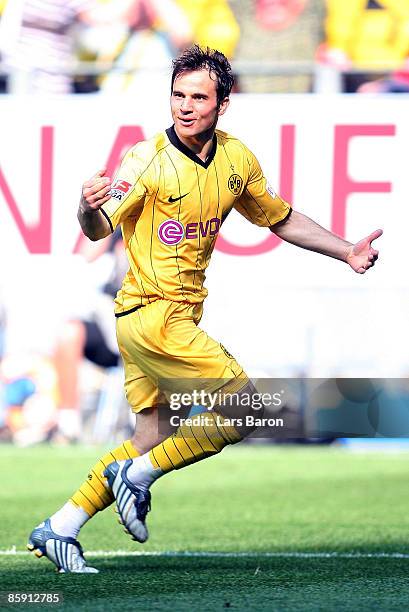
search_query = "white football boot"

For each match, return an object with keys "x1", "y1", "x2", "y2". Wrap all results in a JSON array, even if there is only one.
[
  {"x1": 27, "y1": 519, "x2": 98, "y2": 573},
  {"x1": 104, "y1": 460, "x2": 151, "y2": 543}
]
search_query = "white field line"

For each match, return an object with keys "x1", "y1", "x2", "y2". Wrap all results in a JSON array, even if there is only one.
[{"x1": 1, "y1": 548, "x2": 409, "y2": 559}]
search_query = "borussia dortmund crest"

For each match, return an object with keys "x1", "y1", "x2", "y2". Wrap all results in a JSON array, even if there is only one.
[{"x1": 228, "y1": 174, "x2": 243, "y2": 195}]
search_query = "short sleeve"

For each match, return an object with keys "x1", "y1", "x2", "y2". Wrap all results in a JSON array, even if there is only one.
[
  {"x1": 234, "y1": 147, "x2": 291, "y2": 227},
  {"x1": 101, "y1": 148, "x2": 152, "y2": 232}
]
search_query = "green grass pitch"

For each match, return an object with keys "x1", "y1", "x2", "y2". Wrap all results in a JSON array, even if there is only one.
[{"x1": 1, "y1": 444, "x2": 409, "y2": 611}]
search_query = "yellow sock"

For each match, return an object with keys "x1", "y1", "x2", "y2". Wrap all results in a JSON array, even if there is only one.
[
  {"x1": 149, "y1": 411, "x2": 242, "y2": 473},
  {"x1": 70, "y1": 439, "x2": 139, "y2": 517}
]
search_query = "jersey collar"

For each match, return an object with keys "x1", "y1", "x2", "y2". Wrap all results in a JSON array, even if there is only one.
[{"x1": 166, "y1": 125, "x2": 217, "y2": 169}]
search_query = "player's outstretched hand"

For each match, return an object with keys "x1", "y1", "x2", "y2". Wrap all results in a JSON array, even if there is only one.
[
  {"x1": 81, "y1": 168, "x2": 112, "y2": 212},
  {"x1": 345, "y1": 229, "x2": 383, "y2": 274}
]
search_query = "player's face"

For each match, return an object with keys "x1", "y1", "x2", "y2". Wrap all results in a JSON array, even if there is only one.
[{"x1": 171, "y1": 69, "x2": 229, "y2": 142}]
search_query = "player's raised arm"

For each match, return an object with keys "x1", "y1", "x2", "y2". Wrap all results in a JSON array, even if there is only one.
[
  {"x1": 270, "y1": 210, "x2": 382, "y2": 274},
  {"x1": 78, "y1": 168, "x2": 113, "y2": 241}
]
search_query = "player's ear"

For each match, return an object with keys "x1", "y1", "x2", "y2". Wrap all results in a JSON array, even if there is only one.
[{"x1": 217, "y1": 97, "x2": 230, "y2": 116}]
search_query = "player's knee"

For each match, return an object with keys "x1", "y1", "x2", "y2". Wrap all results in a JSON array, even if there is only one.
[{"x1": 130, "y1": 407, "x2": 166, "y2": 454}]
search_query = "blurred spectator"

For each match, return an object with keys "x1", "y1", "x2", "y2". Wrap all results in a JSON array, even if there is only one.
[
  {"x1": 177, "y1": 0, "x2": 240, "y2": 59},
  {"x1": 318, "y1": 0, "x2": 409, "y2": 92},
  {"x1": 230, "y1": 0, "x2": 325, "y2": 92},
  {"x1": 0, "y1": 230, "x2": 126, "y2": 445},
  {"x1": 52, "y1": 229, "x2": 127, "y2": 443},
  {"x1": 0, "y1": 353, "x2": 58, "y2": 445},
  {"x1": 81, "y1": 0, "x2": 239, "y2": 94},
  {"x1": 88, "y1": 0, "x2": 192, "y2": 95},
  {"x1": 0, "y1": 0, "x2": 136, "y2": 94}
]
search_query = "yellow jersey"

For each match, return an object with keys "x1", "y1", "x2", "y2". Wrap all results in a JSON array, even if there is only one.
[{"x1": 101, "y1": 126, "x2": 291, "y2": 315}]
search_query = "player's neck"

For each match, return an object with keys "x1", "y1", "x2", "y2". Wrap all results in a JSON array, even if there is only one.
[{"x1": 174, "y1": 127, "x2": 216, "y2": 162}]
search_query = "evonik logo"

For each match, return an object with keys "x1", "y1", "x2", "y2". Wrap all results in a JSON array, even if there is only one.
[{"x1": 158, "y1": 217, "x2": 221, "y2": 246}]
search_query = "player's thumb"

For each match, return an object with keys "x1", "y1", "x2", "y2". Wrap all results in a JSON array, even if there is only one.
[{"x1": 368, "y1": 228, "x2": 383, "y2": 244}]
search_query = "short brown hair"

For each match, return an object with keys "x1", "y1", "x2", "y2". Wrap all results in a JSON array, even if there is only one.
[{"x1": 171, "y1": 45, "x2": 234, "y2": 106}]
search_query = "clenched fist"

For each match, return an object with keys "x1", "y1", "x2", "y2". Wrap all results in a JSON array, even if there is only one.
[{"x1": 81, "y1": 168, "x2": 112, "y2": 212}]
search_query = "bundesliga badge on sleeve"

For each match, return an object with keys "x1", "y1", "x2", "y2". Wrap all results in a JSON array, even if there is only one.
[{"x1": 110, "y1": 179, "x2": 132, "y2": 201}]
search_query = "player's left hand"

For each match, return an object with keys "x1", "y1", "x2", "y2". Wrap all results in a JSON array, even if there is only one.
[{"x1": 346, "y1": 229, "x2": 383, "y2": 274}]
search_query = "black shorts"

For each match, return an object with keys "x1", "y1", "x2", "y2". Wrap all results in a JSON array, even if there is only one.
[{"x1": 83, "y1": 320, "x2": 119, "y2": 369}]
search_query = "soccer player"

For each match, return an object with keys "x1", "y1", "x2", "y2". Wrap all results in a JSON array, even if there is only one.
[{"x1": 28, "y1": 45, "x2": 381, "y2": 573}]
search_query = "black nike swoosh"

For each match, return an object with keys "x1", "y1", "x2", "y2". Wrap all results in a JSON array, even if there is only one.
[{"x1": 168, "y1": 192, "x2": 189, "y2": 203}]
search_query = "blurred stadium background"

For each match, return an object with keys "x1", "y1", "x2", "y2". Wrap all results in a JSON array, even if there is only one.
[{"x1": 0, "y1": 1, "x2": 409, "y2": 609}]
